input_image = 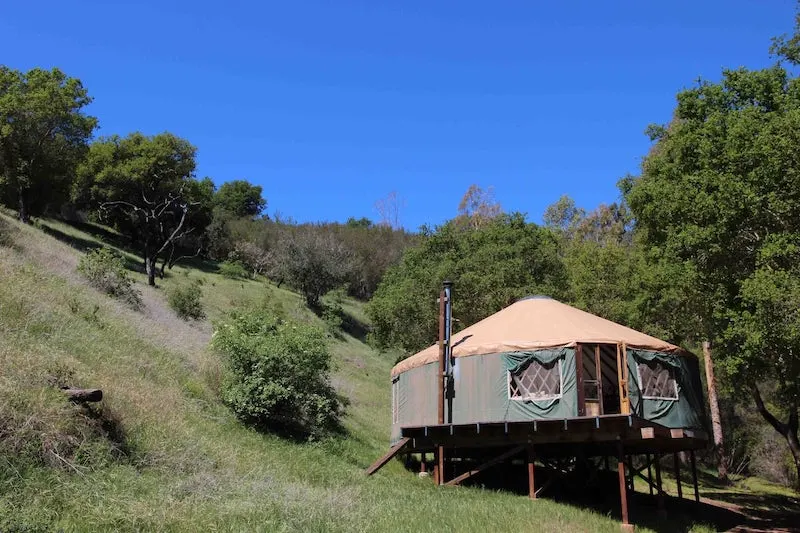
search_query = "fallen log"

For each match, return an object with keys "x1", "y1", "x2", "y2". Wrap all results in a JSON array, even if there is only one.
[{"x1": 61, "y1": 387, "x2": 103, "y2": 403}]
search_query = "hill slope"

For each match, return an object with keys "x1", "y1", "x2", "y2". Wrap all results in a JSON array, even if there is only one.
[{"x1": 0, "y1": 212, "x2": 763, "y2": 532}]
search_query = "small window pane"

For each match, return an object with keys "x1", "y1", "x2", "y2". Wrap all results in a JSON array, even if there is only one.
[
  {"x1": 509, "y1": 360, "x2": 562, "y2": 400},
  {"x1": 637, "y1": 360, "x2": 678, "y2": 400}
]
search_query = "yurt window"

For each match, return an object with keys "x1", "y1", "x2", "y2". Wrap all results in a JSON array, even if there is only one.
[
  {"x1": 637, "y1": 360, "x2": 678, "y2": 401},
  {"x1": 508, "y1": 360, "x2": 562, "y2": 401},
  {"x1": 391, "y1": 377, "x2": 400, "y2": 424}
]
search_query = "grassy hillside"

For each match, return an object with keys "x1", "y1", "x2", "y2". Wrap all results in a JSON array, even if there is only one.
[{"x1": 0, "y1": 212, "x2": 794, "y2": 532}]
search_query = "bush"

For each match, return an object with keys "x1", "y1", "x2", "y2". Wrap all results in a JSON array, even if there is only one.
[
  {"x1": 218, "y1": 260, "x2": 248, "y2": 279},
  {"x1": 77, "y1": 248, "x2": 142, "y2": 309},
  {"x1": 167, "y1": 282, "x2": 205, "y2": 320},
  {"x1": 212, "y1": 309, "x2": 341, "y2": 439}
]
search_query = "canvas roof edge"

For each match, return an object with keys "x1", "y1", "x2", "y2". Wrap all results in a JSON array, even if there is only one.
[
  {"x1": 389, "y1": 297, "x2": 694, "y2": 377},
  {"x1": 391, "y1": 341, "x2": 692, "y2": 376}
]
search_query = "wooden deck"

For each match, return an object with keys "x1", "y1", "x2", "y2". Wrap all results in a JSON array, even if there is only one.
[{"x1": 399, "y1": 414, "x2": 707, "y2": 457}]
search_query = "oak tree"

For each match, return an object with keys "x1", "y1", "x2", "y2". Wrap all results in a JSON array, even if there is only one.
[{"x1": 0, "y1": 67, "x2": 96, "y2": 222}]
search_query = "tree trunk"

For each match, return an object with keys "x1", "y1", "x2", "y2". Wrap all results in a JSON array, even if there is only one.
[
  {"x1": 145, "y1": 253, "x2": 157, "y2": 286},
  {"x1": 751, "y1": 384, "x2": 800, "y2": 489},
  {"x1": 703, "y1": 342, "x2": 728, "y2": 481},
  {"x1": 18, "y1": 188, "x2": 30, "y2": 224}
]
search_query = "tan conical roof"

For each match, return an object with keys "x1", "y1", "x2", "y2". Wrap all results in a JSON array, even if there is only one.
[{"x1": 391, "y1": 296, "x2": 688, "y2": 376}]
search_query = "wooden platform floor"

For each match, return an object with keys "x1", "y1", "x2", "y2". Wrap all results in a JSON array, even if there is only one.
[{"x1": 399, "y1": 414, "x2": 707, "y2": 457}]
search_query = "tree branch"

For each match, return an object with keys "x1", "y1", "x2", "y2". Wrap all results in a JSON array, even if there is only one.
[{"x1": 751, "y1": 383, "x2": 788, "y2": 436}]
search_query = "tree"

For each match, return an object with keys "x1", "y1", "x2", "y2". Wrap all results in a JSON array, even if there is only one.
[
  {"x1": 0, "y1": 67, "x2": 97, "y2": 222},
  {"x1": 271, "y1": 228, "x2": 355, "y2": 308},
  {"x1": 374, "y1": 191, "x2": 404, "y2": 229},
  {"x1": 456, "y1": 184, "x2": 502, "y2": 229},
  {"x1": 75, "y1": 132, "x2": 211, "y2": 286},
  {"x1": 626, "y1": 64, "x2": 800, "y2": 486},
  {"x1": 542, "y1": 194, "x2": 586, "y2": 236},
  {"x1": 345, "y1": 216, "x2": 373, "y2": 228},
  {"x1": 214, "y1": 179, "x2": 266, "y2": 218},
  {"x1": 367, "y1": 213, "x2": 568, "y2": 352}
]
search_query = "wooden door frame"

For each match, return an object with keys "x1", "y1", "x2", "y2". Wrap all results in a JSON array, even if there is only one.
[{"x1": 616, "y1": 343, "x2": 631, "y2": 414}]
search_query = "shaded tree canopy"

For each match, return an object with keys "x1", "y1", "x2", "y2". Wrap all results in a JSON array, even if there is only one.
[
  {"x1": 367, "y1": 213, "x2": 568, "y2": 352},
  {"x1": 626, "y1": 64, "x2": 800, "y2": 485},
  {"x1": 75, "y1": 132, "x2": 211, "y2": 286},
  {"x1": 213, "y1": 179, "x2": 266, "y2": 218},
  {"x1": 0, "y1": 66, "x2": 97, "y2": 222}
]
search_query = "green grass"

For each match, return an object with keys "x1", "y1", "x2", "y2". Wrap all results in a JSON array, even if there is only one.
[{"x1": 0, "y1": 213, "x2": 795, "y2": 532}]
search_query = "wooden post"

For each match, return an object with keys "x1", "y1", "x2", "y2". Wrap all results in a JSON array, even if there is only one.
[
  {"x1": 690, "y1": 450, "x2": 700, "y2": 502},
  {"x1": 702, "y1": 341, "x2": 727, "y2": 481},
  {"x1": 647, "y1": 454, "x2": 653, "y2": 496},
  {"x1": 420, "y1": 454, "x2": 427, "y2": 474},
  {"x1": 617, "y1": 441, "x2": 630, "y2": 527},
  {"x1": 528, "y1": 446, "x2": 536, "y2": 500},
  {"x1": 618, "y1": 343, "x2": 630, "y2": 414},
  {"x1": 654, "y1": 454, "x2": 666, "y2": 517},
  {"x1": 437, "y1": 446, "x2": 445, "y2": 485},
  {"x1": 673, "y1": 453, "x2": 682, "y2": 499}
]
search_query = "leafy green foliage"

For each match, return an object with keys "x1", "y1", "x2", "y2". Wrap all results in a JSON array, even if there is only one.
[
  {"x1": 213, "y1": 179, "x2": 266, "y2": 218},
  {"x1": 367, "y1": 213, "x2": 568, "y2": 352},
  {"x1": 272, "y1": 229, "x2": 355, "y2": 308},
  {"x1": 77, "y1": 248, "x2": 142, "y2": 309},
  {"x1": 167, "y1": 282, "x2": 205, "y2": 320},
  {"x1": 0, "y1": 66, "x2": 97, "y2": 222},
  {"x1": 218, "y1": 260, "x2": 248, "y2": 279},
  {"x1": 74, "y1": 132, "x2": 211, "y2": 286},
  {"x1": 212, "y1": 309, "x2": 341, "y2": 439},
  {"x1": 626, "y1": 64, "x2": 800, "y2": 484}
]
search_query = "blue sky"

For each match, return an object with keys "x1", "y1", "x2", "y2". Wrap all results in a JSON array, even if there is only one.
[{"x1": 1, "y1": 1, "x2": 795, "y2": 229}]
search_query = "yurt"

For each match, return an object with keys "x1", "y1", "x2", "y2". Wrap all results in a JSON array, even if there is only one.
[{"x1": 390, "y1": 295, "x2": 706, "y2": 443}]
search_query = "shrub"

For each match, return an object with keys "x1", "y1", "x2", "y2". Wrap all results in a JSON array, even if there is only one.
[
  {"x1": 167, "y1": 282, "x2": 205, "y2": 320},
  {"x1": 321, "y1": 302, "x2": 344, "y2": 334},
  {"x1": 212, "y1": 309, "x2": 341, "y2": 439},
  {"x1": 77, "y1": 248, "x2": 142, "y2": 309},
  {"x1": 218, "y1": 260, "x2": 248, "y2": 279}
]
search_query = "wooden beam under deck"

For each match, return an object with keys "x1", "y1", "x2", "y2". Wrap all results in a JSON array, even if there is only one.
[{"x1": 365, "y1": 437, "x2": 411, "y2": 476}]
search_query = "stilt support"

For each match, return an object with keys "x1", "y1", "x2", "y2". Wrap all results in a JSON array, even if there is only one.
[
  {"x1": 646, "y1": 454, "x2": 653, "y2": 496},
  {"x1": 444, "y1": 445, "x2": 525, "y2": 487},
  {"x1": 654, "y1": 454, "x2": 666, "y2": 518},
  {"x1": 673, "y1": 453, "x2": 682, "y2": 499},
  {"x1": 617, "y1": 440, "x2": 630, "y2": 528},
  {"x1": 436, "y1": 445, "x2": 445, "y2": 485},
  {"x1": 527, "y1": 446, "x2": 536, "y2": 500}
]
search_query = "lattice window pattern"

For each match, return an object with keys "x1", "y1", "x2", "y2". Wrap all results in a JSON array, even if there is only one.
[
  {"x1": 637, "y1": 360, "x2": 678, "y2": 400},
  {"x1": 509, "y1": 360, "x2": 562, "y2": 400}
]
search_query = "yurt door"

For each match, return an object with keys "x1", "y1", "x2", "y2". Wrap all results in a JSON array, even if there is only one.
[
  {"x1": 579, "y1": 344, "x2": 602, "y2": 416},
  {"x1": 578, "y1": 344, "x2": 623, "y2": 416}
]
